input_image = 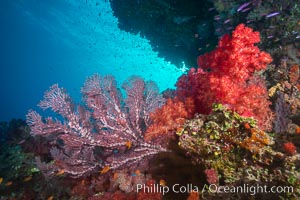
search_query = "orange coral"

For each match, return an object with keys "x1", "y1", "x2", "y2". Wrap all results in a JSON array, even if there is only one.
[
  {"x1": 289, "y1": 64, "x2": 299, "y2": 85},
  {"x1": 296, "y1": 126, "x2": 300, "y2": 134},
  {"x1": 144, "y1": 97, "x2": 194, "y2": 141},
  {"x1": 187, "y1": 191, "x2": 200, "y2": 200},
  {"x1": 240, "y1": 128, "x2": 274, "y2": 153}
]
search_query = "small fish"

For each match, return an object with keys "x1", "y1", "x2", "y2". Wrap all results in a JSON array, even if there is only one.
[
  {"x1": 214, "y1": 15, "x2": 220, "y2": 20},
  {"x1": 296, "y1": 35, "x2": 300, "y2": 39},
  {"x1": 135, "y1": 170, "x2": 141, "y2": 175},
  {"x1": 244, "y1": 123, "x2": 251, "y2": 129},
  {"x1": 113, "y1": 172, "x2": 119, "y2": 180},
  {"x1": 237, "y1": 2, "x2": 251, "y2": 12},
  {"x1": 47, "y1": 196, "x2": 54, "y2": 200},
  {"x1": 241, "y1": 7, "x2": 252, "y2": 12},
  {"x1": 56, "y1": 169, "x2": 65, "y2": 176},
  {"x1": 266, "y1": 12, "x2": 280, "y2": 18},
  {"x1": 274, "y1": 38, "x2": 280, "y2": 42},
  {"x1": 208, "y1": 7, "x2": 215, "y2": 11},
  {"x1": 100, "y1": 166, "x2": 110, "y2": 174},
  {"x1": 125, "y1": 141, "x2": 132, "y2": 149},
  {"x1": 159, "y1": 179, "x2": 167, "y2": 186},
  {"x1": 18, "y1": 139, "x2": 26, "y2": 144},
  {"x1": 23, "y1": 176, "x2": 32, "y2": 182},
  {"x1": 0, "y1": 177, "x2": 3, "y2": 184},
  {"x1": 5, "y1": 181, "x2": 13, "y2": 186},
  {"x1": 113, "y1": 149, "x2": 119, "y2": 154},
  {"x1": 131, "y1": 173, "x2": 137, "y2": 177},
  {"x1": 224, "y1": 19, "x2": 231, "y2": 24},
  {"x1": 267, "y1": 35, "x2": 274, "y2": 39}
]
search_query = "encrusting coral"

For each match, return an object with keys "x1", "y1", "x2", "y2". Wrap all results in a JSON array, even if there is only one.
[{"x1": 178, "y1": 104, "x2": 300, "y2": 199}]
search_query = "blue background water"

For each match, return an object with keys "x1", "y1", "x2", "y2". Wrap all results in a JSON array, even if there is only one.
[{"x1": 0, "y1": 0, "x2": 184, "y2": 121}]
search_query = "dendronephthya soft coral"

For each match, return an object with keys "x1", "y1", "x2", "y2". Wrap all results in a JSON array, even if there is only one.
[{"x1": 176, "y1": 24, "x2": 273, "y2": 130}]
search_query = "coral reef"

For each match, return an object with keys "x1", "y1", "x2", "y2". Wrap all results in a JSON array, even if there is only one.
[{"x1": 3, "y1": 9, "x2": 300, "y2": 198}]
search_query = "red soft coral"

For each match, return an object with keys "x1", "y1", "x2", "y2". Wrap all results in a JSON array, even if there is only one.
[
  {"x1": 144, "y1": 97, "x2": 194, "y2": 142},
  {"x1": 176, "y1": 24, "x2": 273, "y2": 130},
  {"x1": 283, "y1": 142, "x2": 297, "y2": 155}
]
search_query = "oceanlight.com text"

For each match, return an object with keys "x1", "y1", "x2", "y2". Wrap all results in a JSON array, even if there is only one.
[{"x1": 203, "y1": 184, "x2": 294, "y2": 196}]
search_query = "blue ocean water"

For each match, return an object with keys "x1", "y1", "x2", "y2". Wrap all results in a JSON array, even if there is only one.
[{"x1": 0, "y1": 0, "x2": 184, "y2": 121}]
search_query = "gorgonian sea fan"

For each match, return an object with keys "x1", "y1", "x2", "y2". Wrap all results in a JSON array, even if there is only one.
[{"x1": 26, "y1": 74, "x2": 167, "y2": 178}]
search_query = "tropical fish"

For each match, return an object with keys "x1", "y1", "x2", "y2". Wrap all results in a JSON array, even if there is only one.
[
  {"x1": 47, "y1": 196, "x2": 54, "y2": 200},
  {"x1": 237, "y1": 2, "x2": 251, "y2": 12},
  {"x1": 159, "y1": 179, "x2": 167, "y2": 186},
  {"x1": 100, "y1": 166, "x2": 110, "y2": 174},
  {"x1": 244, "y1": 123, "x2": 251, "y2": 129},
  {"x1": 5, "y1": 181, "x2": 13, "y2": 186},
  {"x1": 214, "y1": 15, "x2": 220, "y2": 20},
  {"x1": 113, "y1": 149, "x2": 119, "y2": 154},
  {"x1": 0, "y1": 177, "x2": 3, "y2": 184},
  {"x1": 241, "y1": 7, "x2": 252, "y2": 12},
  {"x1": 113, "y1": 172, "x2": 119, "y2": 180},
  {"x1": 131, "y1": 173, "x2": 137, "y2": 177},
  {"x1": 23, "y1": 176, "x2": 32, "y2": 182},
  {"x1": 224, "y1": 19, "x2": 231, "y2": 24},
  {"x1": 135, "y1": 170, "x2": 141, "y2": 175},
  {"x1": 18, "y1": 139, "x2": 26, "y2": 144},
  {"x1": 56, "y1": 169, "x2": 65, "y2": 176},
  {"x1": 266, "y1": 12, "x2": 280, "y2": 18},
  {"x1": 125, "y1": 141, "x2": 132, "y2": 149}
]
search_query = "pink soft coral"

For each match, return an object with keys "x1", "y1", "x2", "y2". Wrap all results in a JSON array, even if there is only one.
[{"x1": 176, "y1": 24, "x2": 273, "y2": 130}]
